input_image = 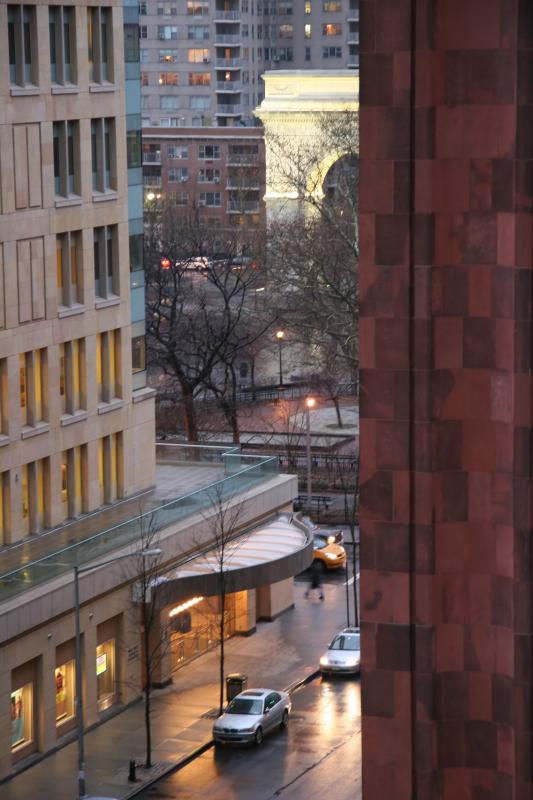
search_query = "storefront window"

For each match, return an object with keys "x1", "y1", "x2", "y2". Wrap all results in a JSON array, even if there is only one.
[
  {"x1": 55, "y1": 661, "x2": 75, "y2": 726},
  {"x1": 11, "y1": 684, "x2": 33, "y2": 751},
  {"x1": 96, "y1": 639, "x2": 116, "y2": 711}
]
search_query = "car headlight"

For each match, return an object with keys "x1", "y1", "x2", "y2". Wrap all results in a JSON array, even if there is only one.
[
  {"x1": 240, "y1": 726, "x2": 255, "y2": 733},
  {"x1": 320, "y1": 656, "x2": 329, "y2": 665},
  {"x1": 325, "y1": 552, "x2": 338, "y2": 560},
  {"x1": 327, "y1": 535, "x2": 336, "y2": 544},
  {"x1": 345, "y1": 658, "x2": 359, "y2": 667}
]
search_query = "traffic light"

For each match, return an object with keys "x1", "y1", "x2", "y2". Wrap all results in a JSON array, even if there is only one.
[{"x1": 160, "y1": 257, "x2": 171, "y2": 270}]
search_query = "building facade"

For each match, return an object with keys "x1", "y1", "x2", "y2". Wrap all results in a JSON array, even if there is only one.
[
  {"x1": 0, "y1": 0, "x2": 156, "y2": 548},
  {"x1": 139, "y1": 0, "x2": 359, "y2": 129},
  {"x1": 142, "y1": 125, "x2": 265, "y2": 230},
  {"x1": 359, "y1": 1, "x2": 533, "y2": 798}
]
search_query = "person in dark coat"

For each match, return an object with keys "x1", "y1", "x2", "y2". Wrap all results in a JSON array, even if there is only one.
[{"x1": 304, "y1": 560, "x2": 324, "y2": 601}]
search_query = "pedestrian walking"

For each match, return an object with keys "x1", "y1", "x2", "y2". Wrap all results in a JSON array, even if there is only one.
[{"x1": 304, "y1": 560, "x2": 324, "y2": 601}]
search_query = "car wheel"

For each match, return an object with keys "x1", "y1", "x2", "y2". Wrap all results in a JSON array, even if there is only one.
[
  {"x1": 313, "y1": 559, "x2": 326, "y2": 574},
  {"x1": 280, "y1": 709, "x2": 289, "y2": 729},
  {"x1": 254, "y1": 726, "x2": 264, "y2": 746}
]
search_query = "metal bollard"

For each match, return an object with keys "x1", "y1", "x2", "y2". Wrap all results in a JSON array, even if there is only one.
[{"x1": 128, "y1": 760, "x2": 137, "y2": 782}]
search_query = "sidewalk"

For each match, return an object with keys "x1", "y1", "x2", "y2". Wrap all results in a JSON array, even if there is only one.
[{"x1": 2, "y1": 578, "x2": 348, "y2": 800}]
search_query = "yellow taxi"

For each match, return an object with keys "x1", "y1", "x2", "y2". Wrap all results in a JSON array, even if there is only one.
[{"x1": 313, "y1": 533, "x2": 347, "y2": 571}]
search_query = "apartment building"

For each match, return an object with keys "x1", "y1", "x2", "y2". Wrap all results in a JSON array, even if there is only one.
[
  {"x1": 139, "y1": 0, "x2": 359, "y2": 129},
  {"x1": 0, "y1": 0, "x2": 155, "y2": 546},
  {"x1": 142, "y1": 125, "x2": 265, "y2": 229}
]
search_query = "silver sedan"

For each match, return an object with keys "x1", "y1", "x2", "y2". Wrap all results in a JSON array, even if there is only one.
[
  {"x1": 213, "y1": 689, "x2": 291, "y2": 746},
  {"x1": 320, "y1": 627, "x2": 361, "y2": 675}
]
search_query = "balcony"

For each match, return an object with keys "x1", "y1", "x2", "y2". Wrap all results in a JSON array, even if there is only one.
[
  {"x1": 347, "y1": 58, "x2": 360, "y2": 69},
  {"x1": 216, "y1": 80, "x2": 242, "y2": 92},
  {"x1": 0, "y1": 444, "x2": 280, "y2": 603},
  {"x1": 227, "y1": 201, "x2": 261, "y2": 213},
  {"x1": 227, "y1": 153, "x2": 259, "y2": 165},
  {"x1": 143, "y1": 174, "x2": 162, "y2": 187},
  {"x1": 142, "y1": 151, "x2": 162, "y2": 164},
  {"x1": 226, "y1": 179, "x2": 261, "y2": 190},
  {"x1": 213, "y1": 10, "x2": 240, "y2": 21},
  {"x1": 347, "y1": 33, "x2": 360, "y2": 45},
  {"x1": 215, "y1": 33, "x2": 241, "y2": 44},
  {"x1": 215, "y1": 58, "x2": 241, "y2": 68},
  {"x1": 216, "y1": 103, "x2": 242, "y2": 115}
]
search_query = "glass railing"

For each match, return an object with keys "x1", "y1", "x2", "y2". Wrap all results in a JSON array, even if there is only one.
[{"x1": 0, "y1": 446, "x2": 278, "y2": 603}]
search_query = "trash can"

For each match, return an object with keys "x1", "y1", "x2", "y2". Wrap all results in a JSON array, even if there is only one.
[{"x1": 226, "y1": 673, "x2": 248, "y2": 703}]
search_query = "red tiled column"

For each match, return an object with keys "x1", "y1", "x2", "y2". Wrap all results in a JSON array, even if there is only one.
[{"x1": 359, "y1": 2, "x2": 533, "y2": 798}]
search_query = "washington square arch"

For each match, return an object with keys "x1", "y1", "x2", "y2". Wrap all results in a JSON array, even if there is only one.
[{"x1": 255, "y1": 70, "x2": 359, "y2": 220}]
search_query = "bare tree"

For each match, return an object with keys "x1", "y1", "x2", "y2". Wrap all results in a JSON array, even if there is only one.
[
  {"x1": 145, "y1": 201, "x2": 273, "y2": 441},
  {"x1": 198, "y1": 485, "x2": 246, "y2": 716}
]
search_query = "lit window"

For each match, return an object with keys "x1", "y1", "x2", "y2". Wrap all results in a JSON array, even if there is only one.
[
  {"x1": 189, "y1": 71, "x2": 210, "y2": 85},
  {"x1": 159, "y1": 71, "x2": 179, "y2": 85},
  {"x1": 304, "y1": 23, "x2": 312, "y2": 38},
  {"x1": 188, "y1": 48, "x2": 209, "y2": 63},
  {"x1": 11, "y1": 684, "x2": 33, "y2": 751},
  {"x1": 322, "y1": 22, "x2": 342, "y2": 36}
]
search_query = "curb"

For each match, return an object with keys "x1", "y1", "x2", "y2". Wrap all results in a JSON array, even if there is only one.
[{"x1": 123, "y1": 669, "x2": 321, "y2": 799}]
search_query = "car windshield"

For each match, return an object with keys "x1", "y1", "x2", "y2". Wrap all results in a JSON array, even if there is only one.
[
  {"x1": 226, "y1": 698, "x2": 263, "y2": 715},
  {"x1": 313, "y1": 536, "x2": 328, "y2": 550},
  {"x1": 330, "y1": 634, "x2": 360, "y2": 651}
]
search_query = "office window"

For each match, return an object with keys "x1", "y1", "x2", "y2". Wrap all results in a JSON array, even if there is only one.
[
  {"x1": 322, "y1": 45, "x2": 342, "y2": 57},
  {"x1": 157, "y1": 3, "x2": 177, "y2": 13},
  {"x1": 305, "y1": 1, "x2": 311, "y2": 11},
  {"x1": 304, "y1": 23, "x2": 312, "y2": 38},
  {"x1": 49, "y1": 7, "x2": 76, "y2": 84},
  {"x1": 189, "y1": 71, "x2": 210, "y2": 86},
  {"x1": 59, "y1": 339, "x2": 85, "y2": 416},
  {"x1": 159, "y1": 49, "x2": 178, "y2": 62},
  {"x1": 168, "y1": 167, "x2": 188, "y2": 182},
  {"x1": 323, "y1": 1, "x2": 342, "y2": 9},
  {"x1": 21, "y1": 457, "x2": 48, "y2": 535},
  {"x1": 129, "y1": 234, "x2": 144, "y2": 272},
  {"x1": 0, "y1": 360, "x2": 6, "y2": 438},
  {"x1": 160, "y1": 95, "x2": 180, "y2": 109},
  {"x1": 8, "y1": 5, "x2": 37, "y2": 87},
  {"x1": 278, "y1": 24, "x2": 293, "y2": 38},
  {"x1": 190, "y1": 95, "x2": 209, "y2": 110},
  {"x1": 188, "y1": 48, "x2": 209, "y2": 63},
  {"x1": 93, "y1": 226, "x2": 119, "y2": 300},
  {"x1": 198, "y1": 144, "x2": 219, "y2": 159},
  {"x1": 199, "y1": 192, "x2": 220, "y2": 207},
  {"x1": 158, "y1": 25, "x2": 178, "y2": 39},
  {"x1": 97, "y1": 331, "x2": 121, "y2": 404},
  {"x1": 20, "y1": 349, "x2": 47, "y2": 435},
  {"x1": 168, "y1": 145, "x2": 188, "y2": 159},
  {"x1": 87, "y1": 7, "x2": 113, "y2": 83},
  {"x1": 61, "y1": 445, "x2": 85, "y2": 519},
  {"x1": 140, "y1": 48, "x2": 149, "y2": 63},
  {"x1": 198, "y1": 167, "x2": 220, "y2": 182},
  {"x1": 322, "y1": 22, "x2": 342, "y2": 35},
  {"x1": 139, "y1": 2, "x2": 147, "y2": 13},
  {"x1": 91, "y1": 118, "x2": 116, "y2": 193},
  {"x1": 139, "y1": 24, "x2": 147, "y2": 38},
  {"x1": 305, "y1": 45, "x2": 311, "y2": 60},
  {"x1": 0, "y1": 471, "x2": 9, "y2": 545},
  {"x1": 127, "y1": 130, "x2": 142, "y2": 168},
  {"x1": 187, "y1": 0, "x2": 209, "y2": 15},
  {"x1": 55, "y1": 658, "x2": 76, "y2": 728},
  {"x1": 56, "y1": 231, "x2": 82, "y2": 308},
  {"x1": 53, "y1": 121, "x2": 80, "y2": 198},
  {"x1": 141, "y1": 71, "x2": 149, "y2": 86},
  {"x1": 278, "y1": 3, "x2": 293, "y2": 14},
  {"x1": 159, "y1": 71, "x2": 179, "y2": 85},
  {"x1": 124, "y1": 24, "x2": 140, "y2": 62},
  {"x1": 132, "y1": 336, "x2": 146, "y2": 373},
  {"x1": 187, "y1": 25, "x2": 209, "y2": 40},
  {"x1": 160, "y1": 117, "x2": 181, "y2": 127}
]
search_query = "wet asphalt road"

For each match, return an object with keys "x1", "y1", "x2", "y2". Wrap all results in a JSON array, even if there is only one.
[{"x1": 135, "y1": 678, "x2": 361, "y2": 800}]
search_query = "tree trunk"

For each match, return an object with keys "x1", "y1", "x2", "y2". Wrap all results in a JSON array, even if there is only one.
[
  {"x1": 333, "y1": 396, "x2": 344, "y2": 428},
  {"x1": 143, "y1": 621, "x2": 152, "y2": 768},
  {"x1": 219, "y1": 588, "x2": 225, "y2": 716},
  {"x1": 250, "y1": 357, "x2": 256, "y2": 401},
  {"x1": 181, "y1": 385, "x2": 199, "y2": 442}
]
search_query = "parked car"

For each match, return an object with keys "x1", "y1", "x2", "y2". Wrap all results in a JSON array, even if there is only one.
[
  {"x1": 312, "y1": 534, "x2": 346, "y2": 571},
  {"x1": 320, "y1": 627, "x2": 360, "y2": 675},
  {"x1": 213, "y1": 689, "x2": 291, "y2": 746},
  {"x1": 301, "y1": 516, "x2": 344, "y2": 545}
]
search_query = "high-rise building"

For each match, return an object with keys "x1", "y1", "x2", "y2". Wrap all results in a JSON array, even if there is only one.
[
  {"x1": 0, "y1": 0, "x2": 155, "y2": 547},
  {"x1": 140, "y1": 0, "x2": 359, "y2": 128}
]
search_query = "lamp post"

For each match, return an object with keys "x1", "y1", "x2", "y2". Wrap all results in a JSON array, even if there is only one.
[
  {"x1": 275, "y1": 330, "x2": 285, "y2": 387},
  {"x1": 305, "y1": 397, "x2": 315, "y2": 504},
  {"x1": 71, "y1": 548, "x2": 161, "y2": 800}
]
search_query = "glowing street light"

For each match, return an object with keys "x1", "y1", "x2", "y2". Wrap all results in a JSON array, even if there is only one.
[
  {"x1": 276, "y1": 330, "x2": 285, "y2": 387},
  {"x1": 305, "y1": 397, "x2": 315, "y2": 503}
]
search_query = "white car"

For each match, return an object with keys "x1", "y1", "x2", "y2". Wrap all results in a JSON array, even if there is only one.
[
  {"x1": 213, "y1": 689, "x2": 291, "y2": 746},
  {"x1": 320, "y1": 627, "x2": 360, "y2": 675}
]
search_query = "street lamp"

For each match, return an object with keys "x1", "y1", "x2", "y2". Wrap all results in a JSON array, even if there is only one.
[
  {"x1": 70, "y1": 548, "x2": 161, "y2": 800},
  {"x1": 275, "y1": 330, "x2": 285, "y2": 387},
  {"x1": 305, "y1": 397, "x2": 315, "y2": 504}
]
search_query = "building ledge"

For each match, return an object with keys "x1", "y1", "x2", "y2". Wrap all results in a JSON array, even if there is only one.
[
  {"x1": 132, "y1": 387, "x2": 156, "y2": 404},
  {"x1": 97, "y1": 398, "x2": 124, "y2": 415},
  {"x1": 60, "y1": 410, "x2": 89, "y2": 427},
  {"x1": 58, "y1": 303, "x2": 86, "y2": 319},
  {"x1": 0, "y1": 434, "x2": 10, "y2": 448},
  {"x1": 92, "y1": 190, "x2": 118, "y2": 203},
  {"x1": 10, "y1": 85, "x2": 40, "y2": 97},
  {"x1": 95, "y1": 295, "x2": 120, "y2": 310},
  {"x1": 55, "y1": 195, "x2": 82, "y2": 208},
  {"x1": 51, "y1": 84, "x2": 78, "y2": 94},
  {"x1": 89, "y1": 82, "x2": 116, "y2": 93},
  {"x1": 21, "y1": 422, "x2": 50, "y2": 440}
]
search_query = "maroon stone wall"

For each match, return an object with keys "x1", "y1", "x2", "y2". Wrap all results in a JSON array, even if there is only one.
[{"x1": 359, "y1": 2, "x2": 533, "y2": 798}]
